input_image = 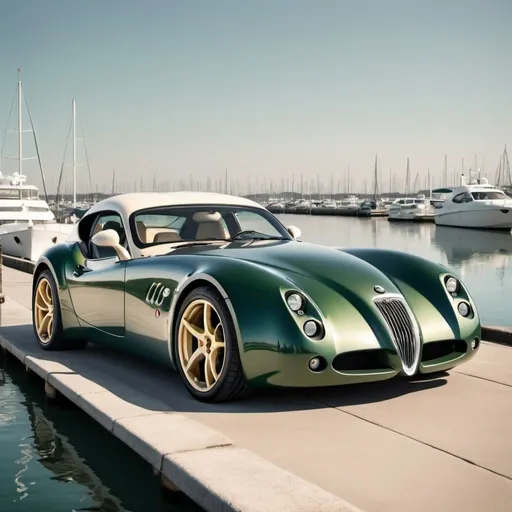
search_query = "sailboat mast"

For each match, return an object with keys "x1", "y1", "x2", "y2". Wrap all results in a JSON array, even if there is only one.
[
  {"x1": 72, "y1": 97, "x2": 76, "y2": 208},
  {"x1": 17, "y1": 69, "x2": 23, "y2": 176}
]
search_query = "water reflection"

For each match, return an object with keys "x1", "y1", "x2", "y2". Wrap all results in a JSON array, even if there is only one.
[
  {"x1": 0, "y1": 360, "x2": 203, "y2": 512},
  {"x1": 432, "y1": 226, "x2": 512, "y2": 267}
]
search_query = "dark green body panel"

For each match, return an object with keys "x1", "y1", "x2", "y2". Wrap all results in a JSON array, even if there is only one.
[{"x1": 34, "y1": 239, "x2": 481, "y2": 388}]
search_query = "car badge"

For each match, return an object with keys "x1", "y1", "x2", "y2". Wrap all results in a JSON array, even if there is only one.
[{"x1": 374, "y1": 285, "x2": 385, "y2": 294}]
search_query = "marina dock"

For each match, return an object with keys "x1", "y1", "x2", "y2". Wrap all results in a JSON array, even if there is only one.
[{"x1": 1, "y1": 265, "x2": 512, "y2": 512}]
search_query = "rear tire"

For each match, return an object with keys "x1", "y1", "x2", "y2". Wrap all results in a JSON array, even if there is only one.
[
  {"x1": 32, "y1": 270, "x2": 88, "y2": 351},
  {"x1": 174, "y1": 286, "x2": 250, "y2": 402}
]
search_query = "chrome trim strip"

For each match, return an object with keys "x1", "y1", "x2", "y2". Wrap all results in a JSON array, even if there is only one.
[{"x1": 372, "y1": 292, "x2": 421, "y2": 376}]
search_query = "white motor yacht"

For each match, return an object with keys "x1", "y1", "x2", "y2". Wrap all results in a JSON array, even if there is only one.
[
  {"x1": 387, "y1": 196, "x2": 435, "y2": 221},
  {"x1": 0, "y1": 172, "x2": 73, "y2": 261},
  {"x1": 433, "y1": 175, "x2": 512, "y2": 230}
]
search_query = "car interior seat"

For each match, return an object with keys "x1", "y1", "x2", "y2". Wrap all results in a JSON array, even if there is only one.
[{"x1": 192, "y1": 211, "x2": 228, "y2": 240}]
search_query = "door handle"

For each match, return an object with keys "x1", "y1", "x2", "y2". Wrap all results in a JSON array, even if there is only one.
[{"x1": 73, "y1": 265, "x2": 92, "y2": 277}]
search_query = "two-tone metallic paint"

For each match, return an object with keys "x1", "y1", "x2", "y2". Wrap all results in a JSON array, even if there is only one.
[{"x1": 33, "y1": 237, "x2": 481, "y2": 390}]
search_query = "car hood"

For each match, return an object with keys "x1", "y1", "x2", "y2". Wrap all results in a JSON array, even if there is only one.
[{"x1": 174, "y1": 240, "x2": 402, "y2": 299}]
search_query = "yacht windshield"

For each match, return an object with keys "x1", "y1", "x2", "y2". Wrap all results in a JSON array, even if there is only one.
[
  {"x1": 471, "y1": 191, "x2": 509, "y2": 200},
  {"x1": 130, "y1": 204, "x2": 291, "y2": 248},
  {"x1": 0, "y1": 188, "x2": 39, "y2": 199},
  {"x1": 0, "y1": 189, "x2": 21, "y2": 199}
]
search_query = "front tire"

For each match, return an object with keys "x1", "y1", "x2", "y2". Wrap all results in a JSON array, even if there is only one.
[
  {"x1": 32, "y1": 270, "x2": 87, "y2": 351},
  {"x1": 174, "y1": 286, "x2": 250, "y2": 403}
]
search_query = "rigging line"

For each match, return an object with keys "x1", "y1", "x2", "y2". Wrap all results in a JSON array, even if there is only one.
[
  {"x1": 55, "y1": 117, "x2": 73, "y2": 218},
  {"x1": 77, "y1": 108, "x2": 93, "y2": 197},
  {"x1": 0, "y1": 86, "x2": 18, "y2": 170},
  {"x1": 24, "y1": 95, "x2": 49, "y2": 204}
]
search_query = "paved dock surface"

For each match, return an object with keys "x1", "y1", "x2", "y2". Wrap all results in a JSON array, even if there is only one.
[{"x1": 1, "y1": 266, "x2": 511, "y2": 512}]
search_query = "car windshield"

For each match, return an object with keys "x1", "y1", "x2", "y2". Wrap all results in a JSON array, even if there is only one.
[
  {"x1": 471, "y1": 191, "x2": 509, "y2": 200},
  {"x1": 131, "y1": 204, "x2": 291, "y2": 247}
]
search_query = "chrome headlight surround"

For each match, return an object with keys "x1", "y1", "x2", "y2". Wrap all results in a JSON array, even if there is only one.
[
  {"x1": 440, "y1": 273, "x2": 476, "y2": 320},
  {"x1": 303, "y1": 319, "x2": 325, "y2": 339},
  {"x1": 285, "y1": 291, "x2": 305, "y2": 314},
  {"x1": 445, "y1": 276, "x2": 460, "y2": 295},
  {"x1": 281, "y1": 288, "x2": 326, "y2": 341},
  {"x1": 457, "y1": 301, "x2": 471, "y2": 317}
]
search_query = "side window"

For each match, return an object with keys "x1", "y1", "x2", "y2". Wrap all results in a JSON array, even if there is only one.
[
  {"x1": 90, "y1": 213, "x2": 127, "y2": 259},
  {"x1": 233, "y1": 211, "x2": 282, "y2": 237},
  {"x1": 452, "y1": 193, "x2": 465, "y2": 204}
]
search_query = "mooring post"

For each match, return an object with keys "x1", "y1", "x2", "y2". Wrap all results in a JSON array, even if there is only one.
[
  {"x1": 44, "y1": 381, "x2": 58, "y2": 400},
  {"x1": 161, "y1": 474, "x2": 180, "y2": 493}
]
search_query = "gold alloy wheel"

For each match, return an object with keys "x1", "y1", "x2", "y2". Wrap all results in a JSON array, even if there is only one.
[
  {"x1": 34, "y1": 277, "x2": 54, "y2": 344},
  {"x1": 178, "y1": 299, "x2": 226, "y2": 392}
]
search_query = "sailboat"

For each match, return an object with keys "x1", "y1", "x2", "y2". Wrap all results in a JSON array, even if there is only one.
[
  {"x1": 0, "y1": 70, "x2": 73, "y2": 262},
  {"x1": 54, "y1": 97, "x2": 95, "y2": 223}
]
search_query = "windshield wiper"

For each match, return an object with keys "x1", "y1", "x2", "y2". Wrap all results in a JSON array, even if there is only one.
[
  {"x1": 169, "y1": 241, "x2": 219, "y2": 250},
  {"x1": 230, "y1": 230, "x2": 284, "y2": 241}
]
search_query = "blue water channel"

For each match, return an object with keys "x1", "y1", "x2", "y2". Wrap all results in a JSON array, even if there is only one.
[{"x1": 0, "y1": 357, "x2": 204, "y2": 512}]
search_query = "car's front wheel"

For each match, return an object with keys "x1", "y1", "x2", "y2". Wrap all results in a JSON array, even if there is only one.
[
  {"x1": 174, "y1": 286, "x2": 250, "y2": 402},
  {"x1": 32, "y1": 270, "x2": 87, "y2": 351}
]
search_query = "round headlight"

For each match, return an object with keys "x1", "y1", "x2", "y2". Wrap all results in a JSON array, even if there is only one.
[
  {"x1": 304, "y1": 320, "x2": 318, "y2": 337},
  {"x1": 286, "y1": 293, "x2": 304, "y2": 312},
  {"x1": 446, "y1": 277, "x2": 458, "y2": 293},
  {"x1": 458, "y1": 302, "x2": 470, "y2": 317}
]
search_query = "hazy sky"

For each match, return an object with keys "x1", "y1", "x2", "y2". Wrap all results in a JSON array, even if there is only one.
[{"x1": 0, "y1": 0, "x2": 510, "y2": 196}]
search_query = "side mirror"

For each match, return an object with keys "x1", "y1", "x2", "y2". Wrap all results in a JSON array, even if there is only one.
[
  {"x1": 91, "y1": 229, "x2": 130, "y2": 261},
  {"x1": 287, "y1": 225, "x2": 301, "y2": 239}
]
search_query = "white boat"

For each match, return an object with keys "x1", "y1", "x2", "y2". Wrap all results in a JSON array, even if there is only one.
[
  {"x1": 0, "y1": 71, "x2": 74, "y2": 261},
  {"x1": 387, "y1": 196, "x2": 436, "y2": 221},
  {"x1": 0, "y1": 172, "x2": 73, "y2": 260},
  {"x1": 320, "y1": 199, "x2": 337, "y2": 208},
  {"x1": 0, "y1": 220, "x2": 73, "y2": 262},
  {"x1": 340, "y1": 195, "x2": 360, "y2": 210},
  {"x1": 433, "y1": 173, "x2": 512, "y2": 230}
]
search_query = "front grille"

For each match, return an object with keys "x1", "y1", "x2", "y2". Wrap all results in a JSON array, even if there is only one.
[{"x1": 374, "y1": 296, "x2": 420, "y2": 375}]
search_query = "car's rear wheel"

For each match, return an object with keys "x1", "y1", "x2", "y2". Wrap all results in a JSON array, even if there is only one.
[
  {"x1": 33, "y1": 270, "x2": 87, "y2": 350},
  {"x1": 175, "y1": 286, "x2": 250, "y2": 402}
]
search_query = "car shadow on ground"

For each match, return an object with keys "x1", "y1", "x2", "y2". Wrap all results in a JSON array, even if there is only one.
[{"x1": 0, "y1": 323, "x2": 448, "y2": 415}]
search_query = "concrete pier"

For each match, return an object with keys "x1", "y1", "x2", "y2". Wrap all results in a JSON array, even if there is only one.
[{"x1": 1, "y1": 265, "x2": 511, "y2": 512}]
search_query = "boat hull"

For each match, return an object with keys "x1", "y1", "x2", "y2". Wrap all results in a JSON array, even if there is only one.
[
  {"x1": 435, "y1": 207, "x2": 512, "y2": 230},
  {"x1": 0, "y1": 223, "x2": 74, "y2": 261}
]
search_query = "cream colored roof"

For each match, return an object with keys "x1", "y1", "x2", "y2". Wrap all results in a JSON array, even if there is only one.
[{"x1": 85, "y1": 191, "x2": 265, "y2": 219}]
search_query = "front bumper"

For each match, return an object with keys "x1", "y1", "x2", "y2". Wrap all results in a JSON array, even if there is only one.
[{"x1": 246, "y1": 337, "x2": 480, "y2": 388}]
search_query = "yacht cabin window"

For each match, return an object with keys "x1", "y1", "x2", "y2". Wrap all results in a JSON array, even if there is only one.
[
  {"x1": 22, "y1": 189, "x2": 39, "y2": 198},
  {"x1": 0, "y1": 189, "x2": 22, "y2": 199},
  {"x1": 0, "y1": 188, "x2": 39, "y2": 199},
  {"x1": 471, "y1": 191, "x2": 508, "y2": 200},
  {"x1": 452, "y1": 193, "x2": 472, "y2": 203}
]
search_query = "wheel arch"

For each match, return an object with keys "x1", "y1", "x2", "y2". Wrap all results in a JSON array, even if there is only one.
[
  {"x1": 166, "y1": 273, "x2": 243, "y2": 369},
  {"x1": 33, "y1": 258, "x2": 61, "y2": 292},
  {"x1": 33, "y1": 245, "x2": 81, "y2": 331}
]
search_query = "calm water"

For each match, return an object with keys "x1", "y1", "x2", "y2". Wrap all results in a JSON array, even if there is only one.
[
  {"x1": 0, "y1": 359, "x2": 204, "y2": 512},
  {"x1": 277, "y1": 214, "x2": 512, "y2": 326}
]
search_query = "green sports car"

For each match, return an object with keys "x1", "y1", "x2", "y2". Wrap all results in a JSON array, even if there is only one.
[{"x1": 32, "y1": 192, "x2": 481, "y2": 402}]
